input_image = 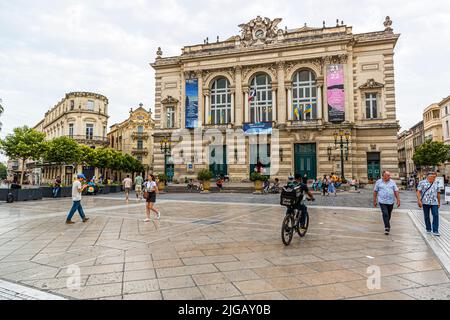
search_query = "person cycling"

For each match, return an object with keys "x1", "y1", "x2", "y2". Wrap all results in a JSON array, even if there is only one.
[{"x1": 290, "y1": 173, "x2": 315, "y2": 228}]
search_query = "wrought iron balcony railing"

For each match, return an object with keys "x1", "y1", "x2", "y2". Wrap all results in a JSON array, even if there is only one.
[
  {"x1": 67, "y1": 135, "x2": 109, "y2": 145},
  {"x1": 131, "y1": 148, "x2": 149, "y2": 156},
  {"x1": 132, "y1": 132, "x2": 150, "y2": 140}
]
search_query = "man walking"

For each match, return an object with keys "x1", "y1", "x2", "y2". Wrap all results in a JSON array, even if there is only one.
[
  {"x1": 417, "y1": 172, "x2": 440, "y2": 236},
  {"x1": 123, "y1": 175, "x2": 133, "y2": 202},
  {"x1": 66, "y1": 174, "x2": 89, "y2": 224},
  {"x1": 373, "y1": 171, "x2": 400, "y2": 235},
  {"x1": 134, "y1": 174, "x2": 144, "y2": 201}
]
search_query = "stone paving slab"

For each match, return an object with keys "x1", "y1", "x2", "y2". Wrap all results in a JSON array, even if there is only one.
[
  {"x1": 0, "y1": 195, "x2": 449, "y2": 300},
  {"x1": 0, "y1": 279, "x2": 65, "y2": 300}
]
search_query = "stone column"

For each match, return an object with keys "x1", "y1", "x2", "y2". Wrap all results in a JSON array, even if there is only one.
[
  {"x1": 181, "y1": 71, "x2": 187, "y2": 128},
  {"x1": 231, "y1": 90, "x2": 235, "y2": 124},
  {"x1": 287, "y1": 85, "x2": 293, "y2": 121},
  {"x1": 323, "y1": 71, "x2": 329, "y2": 123},
  {"x1": 277, "y1": 62, "x2": 286, "y2": 124},
  {"x1": 244, "y1": 88, "x2": 249, "y2": 123},
  {"x1": 234, "y1": 66, "x2": 243, "y2": 127},
  {"x1": 197, "y1": 71, "x2": 203, "y2": 127},
  {"x1": 204, "y1": 90, "x2": 210, "y2": 125},
  {"x1": 317, "y1": 81, "x2": 324, "y2": 125},
  {"x1": 272, "y1": 89, "x2": 277, "y2": 122}
]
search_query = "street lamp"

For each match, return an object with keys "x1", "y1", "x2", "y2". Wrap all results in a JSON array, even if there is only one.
[
  {"x1": 160, "y1": 137, "x2": 171, "y2": 177},
  {"x1": 332, "y1": 129, "x2": 350, "y2": 181}
]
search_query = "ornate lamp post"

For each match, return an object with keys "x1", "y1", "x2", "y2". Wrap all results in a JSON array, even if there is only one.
[
  {"x1": 332, "y1": 129, "x2": 350, "y2": 181},
  {"x1": 160, "y1": 137, "x2": 172, "y2": 177}
]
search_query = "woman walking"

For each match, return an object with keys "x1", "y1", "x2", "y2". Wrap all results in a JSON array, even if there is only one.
[
  {"x1": 328, "y1": 175, "x2": 337, "y2": 197},
  {"x1": 322, "y1": 175, "x2": 329, "y2": 196},
  {"x1": 143, "y1": 174, "x2": 161, "y2": 222}
]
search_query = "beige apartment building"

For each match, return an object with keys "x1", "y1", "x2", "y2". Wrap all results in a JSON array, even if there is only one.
[
  {"x1": 423, "y1": 103, "x2": 443, "y2": 142},
  {"x1": 108, "y1": 104, "x2": 155, "y2": 181},
  {"x1": 37, "y1": 92, "x2": 109, "y2": 185},
  {"x1": 151, "y1": 16, "x2": 400, "y2": 183},
  {"x1": 398, "y1": 121, "x2": 424, "y2": 180},
  {"x1": 439, "y1": 96, "x2": 450, "y2": 175}
]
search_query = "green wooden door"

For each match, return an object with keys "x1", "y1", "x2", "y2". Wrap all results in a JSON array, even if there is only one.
[
  {"x1": 294, "y1": 144, "x2": 317, "y2": 180},
  {"x1": 209, "y1": 146, "x2": 228, "y2": 177},
  {"x1": 367, "y1": 152, "x2": 381, "y2": 183}
]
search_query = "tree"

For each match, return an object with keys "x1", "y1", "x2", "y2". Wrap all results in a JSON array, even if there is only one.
[
  {"x1": 413, "y1": 140, "x2": 450, "y2": 170},
  {"x1": 0, "y1": 162, "x2": 7, "y2": 180},
  {"x1": 0, "y1": 126, "x2": 47, "y2": 185},
  {"x1": 78, "y1": 145, "x2": 96, "y2": 167},
  {"x1": 43, "y1": 137, "x2": 81, "y2": 175}
]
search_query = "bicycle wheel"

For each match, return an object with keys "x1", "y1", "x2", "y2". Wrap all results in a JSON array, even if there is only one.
[
  {"x1": 281, "y1": 213, "x2": 295, "y2": 246},
  {"x1": 297, "y1": 210, "x2": 309, "y2": 238}
]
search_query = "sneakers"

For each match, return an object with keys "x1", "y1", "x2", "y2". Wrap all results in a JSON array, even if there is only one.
[
  {"x1": 83, "y1": 218, "x2": 90, "y2": 223},
  {"x1": 143, "y1": 218, "x2": 151, "y2": 223},
  {"x1": 426, "y1": 230, "x2": 432, "y2": 234},
  {"x1": 433, "y1": 232, "x2": 441, "y2": 237},
  {"x1": 66, "y1": 220, "x2": 75, "y2": 225},
  {"x1": 156, "y1": 212, "x2": 161, "y2": 220},
  {"x1": 384, "y1": 228, "x2": 390, "y2": 235}
]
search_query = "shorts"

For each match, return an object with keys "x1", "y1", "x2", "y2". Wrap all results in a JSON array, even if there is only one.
[
  {"x1": 146, "y1": 192, "x2": 156, "y2": 203},
  {"x1": 125, "y1": 188, "x2": 131, "y2": 193},
  {"x1": 135, "y1": 185, "x2": 142, "y2": 192}
]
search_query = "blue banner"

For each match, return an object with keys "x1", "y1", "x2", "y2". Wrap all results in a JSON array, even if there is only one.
[
  {"x1": 185, "y1": 78, "x2": 199, "y2": 129},
  {"x1": 243, "y1": 122, "x2": 273, "y2": 135}
]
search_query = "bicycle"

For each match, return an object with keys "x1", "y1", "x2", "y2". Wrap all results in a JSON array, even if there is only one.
[{"x1": 280, "y1": 185, "x2": 313, "y2": 246}]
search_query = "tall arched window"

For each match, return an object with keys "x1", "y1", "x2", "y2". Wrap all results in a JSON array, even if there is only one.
[
  {"x1": 292, "y1": 70, "x2": 317, "y2": 120},
  {"x1": 250, "y1": 74, "x2": 272, "y2": 123},
  {"x1": 210, "y1": 77, "x2": 231, "y2": 125}
]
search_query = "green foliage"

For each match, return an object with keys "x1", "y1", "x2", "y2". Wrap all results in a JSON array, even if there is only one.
[
  {"x1": 157, "y1": 173, "x2": 169, "y2": 182},
  {"x1": 197, "y1": 169, "x2": 213, "y2": 181},
  {"x1": 250, "y1": 172, "x2": 269, "y2": 182},
  {"x1": 0, "y1": 163, "x2": 7, "y2": 180},
  {"x1": 0, "y1": 126, "x2": 47, "y2": 184},
  {"x1": 79, "y1": 145, "x2": 96, "y2": 167},
  {"x1": 43, "y1": 136, "x2": 80, "y2": 165},
  {"x1": 413, "y1": 140, "x2": 450, "y2": 168},
  {"x1": 0, "y1": 126, "x2": 47, "y2": 161}
]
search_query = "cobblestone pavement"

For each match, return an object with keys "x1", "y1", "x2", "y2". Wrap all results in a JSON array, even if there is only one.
[{"x1": 0, "y1": 195, "x2": 449, "y2": 300}]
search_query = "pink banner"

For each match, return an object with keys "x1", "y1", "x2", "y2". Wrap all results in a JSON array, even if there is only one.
[{"x1": 327, "y1": 64, "x2": 345, "y2": 123}]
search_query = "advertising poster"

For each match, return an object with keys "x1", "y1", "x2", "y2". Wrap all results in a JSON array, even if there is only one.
[
  {"x1": 243, "y1": 122, "x2": 273, "y2": 136},
  {"x1": 185, "y1": 78, "x2": 199, "y2": 129},
  {"x1": 327, "y1": 64, "x2": 345, "y2": 123}
]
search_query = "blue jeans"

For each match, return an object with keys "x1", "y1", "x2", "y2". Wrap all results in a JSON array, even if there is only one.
[
  {"x1": 422, "y1": 204, "x2": 439, "y2": 233},
  {"x1": 53, "y1": 187, "x2": 61, "y2": 198},
  {"x1": 379, "y1": 203, "x2": 394, "y2": 230},
  {"x1": 67, "y1": 201, "x2": 86, "y2": 221}
]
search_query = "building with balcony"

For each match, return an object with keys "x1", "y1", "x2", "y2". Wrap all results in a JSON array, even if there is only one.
[
  {"x1": 423, "y1": 103, "x2": 443, "y2": 142},
  {"x1": 108, "y1": 105, "x2": 154, "y2": 180},
  {"x1": 151, "y1": 16, "x2": 400, "y2": 183},
  {"x1": 30, "y1": 92, "x2": 109, "y2": 185},
  {"x1": 397, "y1": 130, "x2": 409, "y2": 183}
]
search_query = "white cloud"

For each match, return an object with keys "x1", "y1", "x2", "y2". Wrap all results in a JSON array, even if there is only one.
[{"x1": 1, "y1": 0, "x2": 449, "y2": 145}]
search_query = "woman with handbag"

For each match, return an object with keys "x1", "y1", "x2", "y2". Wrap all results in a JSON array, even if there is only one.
[{"x1": 143, "y1": 174, "x2": 161, "y2": 222}]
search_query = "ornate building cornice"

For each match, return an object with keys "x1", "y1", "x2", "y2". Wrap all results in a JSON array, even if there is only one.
[
  {"x1": 238, "y1": 16, "x2": 284, "y2": 47},
  {"x1": 359, "y1": 79, "x2": 384, "y2": 90}
]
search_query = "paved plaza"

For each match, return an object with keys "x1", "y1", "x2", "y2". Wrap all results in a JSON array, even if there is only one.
[{"x1": 0, "y1": 192, "x2": 450, "y2": 300}]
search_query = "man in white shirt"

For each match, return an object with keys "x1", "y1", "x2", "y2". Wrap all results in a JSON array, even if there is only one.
[
  {"x1": 123, "y1": 175, "x2": 133, "y2": 202},
  {"x1": 66, "y1": 174, "x2": 90, "y2": 224}
]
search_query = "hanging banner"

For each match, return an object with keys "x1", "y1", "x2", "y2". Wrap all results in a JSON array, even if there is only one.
[
  {"x1": 327, "y1": 64, "x2": 345, "y2": 123},
  {"x1": 185, "y1": 78, "x2": 199, "y2": 129},
  {"x1": 243, "y1": 122, "x2": 273, "y2": 136}
]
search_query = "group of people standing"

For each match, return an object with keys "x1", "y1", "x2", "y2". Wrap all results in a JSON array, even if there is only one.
[
  {"x1": 65, "y1": 173, "x2": 161, "y2": 225},
  {"x1": 373, "y1": 171, "x2": 441, "y2": 237},
  {"x1": 318, "y1": 174, "x2": 338, "y2": 197}
]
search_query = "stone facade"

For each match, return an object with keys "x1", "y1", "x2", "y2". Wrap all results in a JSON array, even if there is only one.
[
  {"x1": 423, "y1": 103, "x2": 442, "y2": 142},
  {"x1": 151, "y1": 16, "x2": 400, "y2": 183},
  {"x1": 33, "y1": 92, "x2": 109, "y2": 185},
  {"x1": 107, "y1": 104, "x2": 155, "y2": 180}
]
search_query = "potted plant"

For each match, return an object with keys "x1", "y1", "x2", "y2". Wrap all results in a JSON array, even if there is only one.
[
  {"x1": 197, "y1": 169, "x2": 213, "y2": 192},
  {"x1": 157, "y1": 173, "x2": 168, "y2": 191},
  {"x1": 250, "y1": 172, "x2": 268, "y2": 194}
]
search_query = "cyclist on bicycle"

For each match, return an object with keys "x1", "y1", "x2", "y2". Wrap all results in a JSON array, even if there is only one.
[{"x1": 291, "y1": 173, "x2": 315, "y2": 228}]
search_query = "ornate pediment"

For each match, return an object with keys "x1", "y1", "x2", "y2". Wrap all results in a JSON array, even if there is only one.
[
  {"x1": 161, "y1": 96, "x2": 179, "y2": 105},
  {"x1": 238, "y1": 16, "x2": 284, "y2": 47},
  {"x1": 359, "y1": 79, "x2": 384, "y2": 90}
]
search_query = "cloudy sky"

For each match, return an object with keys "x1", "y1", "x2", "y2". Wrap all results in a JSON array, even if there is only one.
[{"x1": 1, "y1": 0, "x2": 449, "y2": 144}]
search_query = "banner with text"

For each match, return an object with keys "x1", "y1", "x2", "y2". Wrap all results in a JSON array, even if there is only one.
[
  {"x1": 185, "y1": 78, "x2": 199, "y2": 129},
  {"x1": 327, "y1": 64, "x2": 345, "y2": 123}
]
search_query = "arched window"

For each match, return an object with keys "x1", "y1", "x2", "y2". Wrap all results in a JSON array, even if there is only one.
[
  {"x1": 292, "y1": 70, "x2": 317, "y2": 120},
  {"x1": 250, "y1": 74, "x2": 272, "y2": 123},
  {"x1": 210, "y1": 77, "x2": 231, "y2": 125}
]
